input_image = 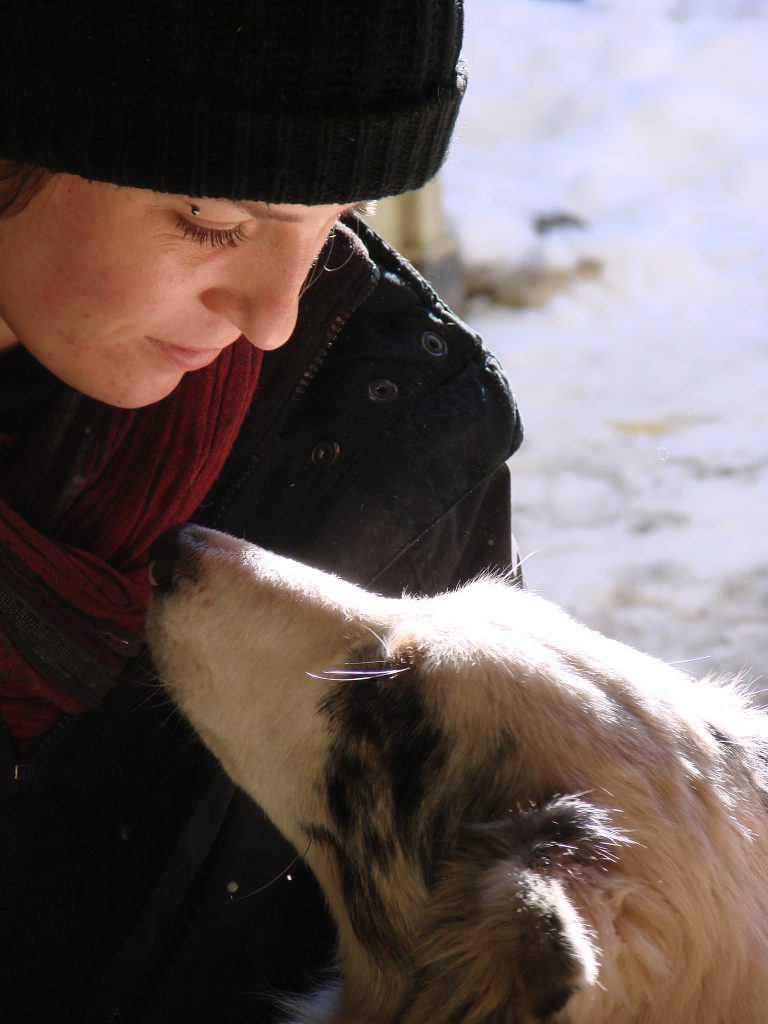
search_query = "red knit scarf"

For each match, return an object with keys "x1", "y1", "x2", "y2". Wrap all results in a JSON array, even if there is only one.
[{"x1": 0, "y1": 340, "x2": 261, "y2": 741}]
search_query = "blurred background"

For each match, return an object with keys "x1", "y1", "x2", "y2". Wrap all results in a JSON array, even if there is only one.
[{"x1": 375, "y1": 0, "x2": 767, "y2": 687}]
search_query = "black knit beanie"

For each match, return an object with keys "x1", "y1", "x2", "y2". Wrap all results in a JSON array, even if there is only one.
[{"x1": 0, "y1": 1, "x2": 466, "y2": 204}]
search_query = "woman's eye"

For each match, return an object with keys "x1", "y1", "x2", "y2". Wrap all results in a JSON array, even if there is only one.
[{"x1": 175, "y1": 216, "x2": 249, "y2": 249}]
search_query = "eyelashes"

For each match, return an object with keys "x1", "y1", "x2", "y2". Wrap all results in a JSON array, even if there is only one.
[{"x1": 175, "y1": 215, "x2": 250, "y2": 249}]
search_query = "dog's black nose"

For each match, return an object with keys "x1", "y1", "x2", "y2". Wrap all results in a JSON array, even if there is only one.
[{"x1": 149, "y1": 524, "x2": 207, "y2": 592}]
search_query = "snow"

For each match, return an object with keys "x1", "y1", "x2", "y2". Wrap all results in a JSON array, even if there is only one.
[{"x1": 441, "y1": 0, "x2": 768, "y2": 687}]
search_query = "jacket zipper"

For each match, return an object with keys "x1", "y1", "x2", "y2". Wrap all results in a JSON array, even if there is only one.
[
  {"x1": 243, "y1": 309, "x2": 351, "y2": 472},
  {"x1": 209, "y1": 252, "x2": 378, "y2": 530}
]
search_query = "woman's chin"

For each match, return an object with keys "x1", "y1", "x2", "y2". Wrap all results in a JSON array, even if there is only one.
[{"x1": 69, "y1": 369, "x2": 186, "y2": 409}]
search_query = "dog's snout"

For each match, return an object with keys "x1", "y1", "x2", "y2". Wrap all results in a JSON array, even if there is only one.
[{"x1": 149, "y1": 524, "x2": 208, "y2": 592}]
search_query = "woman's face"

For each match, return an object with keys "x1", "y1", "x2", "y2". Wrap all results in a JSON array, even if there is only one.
[{"x1": 0, "y1": 174, "x2": 364, "y2": 407}]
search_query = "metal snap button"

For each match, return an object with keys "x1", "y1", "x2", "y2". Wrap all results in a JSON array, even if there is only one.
[
  {"x1": 367, "y1": 378, "x2": 399, "y2": 402},
  {"x1": 421, "y1": 331, "x2": 448, "y2": 357},
  {"x1": 310, "y1": 441, "x2": 340, "y2": 467}
]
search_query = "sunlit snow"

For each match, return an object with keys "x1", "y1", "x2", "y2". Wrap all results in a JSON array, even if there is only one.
[{"x1": 442, "y1": 0, "x2": 767, "y2": 685}]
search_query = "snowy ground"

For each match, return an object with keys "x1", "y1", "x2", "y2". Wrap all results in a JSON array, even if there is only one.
[{"x1": 441, "y1": 0, "x2": 767, "y2": 687}]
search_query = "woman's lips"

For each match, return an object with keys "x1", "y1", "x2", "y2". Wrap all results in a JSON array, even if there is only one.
[{"x1": 145, "y1": 336, "x2": 226, "y2": 370}]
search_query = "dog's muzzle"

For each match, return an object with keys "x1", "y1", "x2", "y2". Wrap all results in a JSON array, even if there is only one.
[{"x1": 148, "y1": 523, "x2": 208, "y2": 594}]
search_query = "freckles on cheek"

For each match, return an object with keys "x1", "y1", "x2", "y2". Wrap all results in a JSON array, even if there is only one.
[
  {"x1": 35, "y1": 254, "x2": 109, "y2": 320},
  {"x1": 86, "y1": 261, "x2": 146, "y2": 310},
  {"x1": 95, "y1": 253, "x2": 187, "y2": 316},
  {"x1": 32, "y1": 276, "x2": 84, "y2": 328}
]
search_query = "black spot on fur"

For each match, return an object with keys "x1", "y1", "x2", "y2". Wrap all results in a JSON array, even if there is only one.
[
  {"x1": 533, "y1": 987, "x2": 577, "y2": 1019},
  {"x1": 314, "y1": 659, "x2": 543, "y2": 966},
  {"x1": 302, "y1": 821, "x2": 399, "y2": 966},
  {"x1": 320, "y1": 664, "x2": 448, "y2": 853},
  {"x1": 317, "y1": 660, "x2": 453, "y2": 959},
  {"x1": 302, "y1": 822, "x2": 342, "y2": 857}
]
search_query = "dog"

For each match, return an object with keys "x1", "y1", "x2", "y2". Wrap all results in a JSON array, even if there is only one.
[{"x1": 146, "y1": 524, "x2": 768, "y2": 1023}]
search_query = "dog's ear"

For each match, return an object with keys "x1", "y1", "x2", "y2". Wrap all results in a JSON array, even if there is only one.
[{"x1": 402, "y1": 797, "x2": 616, "y2": 1023}]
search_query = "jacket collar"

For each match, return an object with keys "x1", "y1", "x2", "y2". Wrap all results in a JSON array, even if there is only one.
[{"x1": 201, "y1": 219, "x2": 379, "y2": 524}]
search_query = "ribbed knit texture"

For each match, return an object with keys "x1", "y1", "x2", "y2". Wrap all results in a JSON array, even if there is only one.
[
  {"x1": 0, "y1": 340, "x2": 263, "y2": 740},
  {"x1": 0, "y1": 0, "x2": 466, "y2": 202}
]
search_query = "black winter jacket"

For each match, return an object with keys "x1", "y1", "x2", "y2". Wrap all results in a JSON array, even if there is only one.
[{"x1": 0, "y1": 222, "x2": 522, "y2": 1023}]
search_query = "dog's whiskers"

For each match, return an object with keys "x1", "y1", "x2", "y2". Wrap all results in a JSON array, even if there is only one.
[
  {"x1": 132, "y1": 689, "x2": 175, "y2": 715},
  {"x1": 225, "y1": 838, "x2": 312, "y2": 903},
  {"x1": 669, "y1": 654, "x2": 713, "y2": 667},
  {"x1": 307, "y1": 666, "x2": 410, "y2": 683},
  {"x1": 360, "y1": 623, "x2": 387, "y2": 649}
]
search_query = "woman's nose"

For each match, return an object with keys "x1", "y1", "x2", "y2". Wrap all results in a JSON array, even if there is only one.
[
  {"x1": 199, "y1": 233, "x2": 326, "y2": 350},
  {"x1": 200, "y1": 281, "x2": 301, "y2": 351}
]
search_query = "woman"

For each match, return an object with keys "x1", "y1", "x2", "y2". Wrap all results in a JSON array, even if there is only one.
[{"x1": 0, "y1": 3, "x2": 522, "y2": 1021}]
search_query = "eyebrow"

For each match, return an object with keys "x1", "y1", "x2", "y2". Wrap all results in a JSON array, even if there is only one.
[{"x1": 233, "y1": 199, "x2": 374, "y2": 223}]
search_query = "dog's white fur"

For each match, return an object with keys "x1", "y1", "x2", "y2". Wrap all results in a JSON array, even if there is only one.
[{"x1": 147, "y1": 526, "x2": 768, "y2": 1023}]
